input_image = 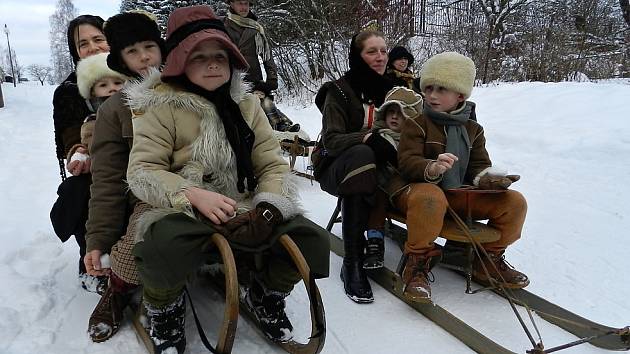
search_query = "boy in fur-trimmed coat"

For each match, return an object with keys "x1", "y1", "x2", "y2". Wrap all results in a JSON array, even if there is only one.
[
  {"x1": 125, "y1": 6, "x2": 329, "y2": 353},
  {"x1": 392, "y1": 52, "x2": 529, "y2": 303}
]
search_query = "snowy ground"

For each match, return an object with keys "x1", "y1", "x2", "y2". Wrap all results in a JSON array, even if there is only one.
[{"x1": 0, "y1": 80, "x2": 628, "y2": 354}]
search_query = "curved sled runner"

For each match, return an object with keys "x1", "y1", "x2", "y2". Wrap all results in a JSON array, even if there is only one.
[
  {"x1": 207, "y1": 234, "x2": 326, "y2": 354},
  {"x1": 131, "y1": 233, "x2": 240, "y2": 354}
]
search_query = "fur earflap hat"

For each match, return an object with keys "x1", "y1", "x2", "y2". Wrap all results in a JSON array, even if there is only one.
[
  {"x1": 103, "y1": 11, "x2": 165, "y2": 77},
  {"x1": 162, "y1": 5, "x2": 248, "y2": 79},
  {"x1": 420, "y1": 52, "x2": 476, "y2": 99},
  {"x1": 376, "y1": 86, "x2": 423, "y2": 121},
  {"x1": 76, "y1": 52, "x2": 127, "y2": 99}
]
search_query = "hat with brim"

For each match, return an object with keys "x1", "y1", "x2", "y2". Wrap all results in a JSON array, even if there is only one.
[
  {"x1": 376, "y1": 86, "x2": 423, "y2": 122},
  {"x1": 162, "y1": 6, "x2": 249, "y2": 79}
]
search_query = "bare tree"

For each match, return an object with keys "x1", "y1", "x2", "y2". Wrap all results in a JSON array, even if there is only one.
[{"x1": 28, "y1": 65, "x2": 53, "y2": 85}]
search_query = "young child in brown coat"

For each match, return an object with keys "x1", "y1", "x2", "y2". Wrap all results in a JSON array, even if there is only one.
[{"x1": 393, "y1": 52, "x2": 528, "y2": 303}]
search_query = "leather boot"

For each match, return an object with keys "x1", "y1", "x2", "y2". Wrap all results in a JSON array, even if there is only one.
[
  {"x1": 340, "y1": 195, "x2": 374, "y2": 303},
  {"x1": 88, "y1": 273, "x2": 137, "y2": 342},
  {"x1": 401, "y1": 248, "x2": 442, "y2": 303},
  {"x1": 473, "y1": 250, "x2": 529, "y2": 288}
]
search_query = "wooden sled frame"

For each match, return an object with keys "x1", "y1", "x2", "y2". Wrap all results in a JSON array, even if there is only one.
[
  {"x1": 131, "y1": 233, "x2": 239, "y2": 354},
  {"x1": 280, "y1": 135, "x2": 316, "y2": 181},
  {"x1": 325, "y1": 191, "x2": 501, "y2": 294},
  {"x1": 204, "y1": 234, "x2": 326, "y2": 354}
]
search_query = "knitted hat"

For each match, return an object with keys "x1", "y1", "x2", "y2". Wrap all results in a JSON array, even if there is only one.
[
  {"x1": 76, "y1": 52, "x2": 127, "y2": 99},
  {"x1": 420, "y1": 52, "x2": 476, "y2": 99},
  {"x1": 162, "y1": 6, "x2": 248, "y2": 79},
  {"x1": 387, "y1": 46, "x2": 414, "y2": 68},
  {"x1": 376, "y1": 86, "x2": 423, "y2": 122},
  {"x1": 103, "y1": 11, "x2": 165, "y2": 77}
]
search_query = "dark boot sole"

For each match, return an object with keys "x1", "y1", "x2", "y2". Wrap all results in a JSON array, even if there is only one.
[
  {"x1": 472, "y1": 274, "x2": 530, "y2": 289},
  {"x1": 340, "y1": 270, "x2": 374, "y2": 303},
  {"x1": 401, "y1": 285, "x2": 432, "y2": 303}
]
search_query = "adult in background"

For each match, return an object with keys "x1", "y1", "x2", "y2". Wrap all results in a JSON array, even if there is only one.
[
  {"x1": 50, "y1": 15, "x2": 109, "y2": 294},
  {"x1": 224, "y1": 0, "x2": 299, "y2": 132},
  {"x1": 385, "y1": 45, "x2": 420, "y2": 92},
  {"x1": 312, "y1": 29, "x2": 393, "y2": 303},
  {"x1": 82, "y1": 11, "x2": 165, "y2": 343}
]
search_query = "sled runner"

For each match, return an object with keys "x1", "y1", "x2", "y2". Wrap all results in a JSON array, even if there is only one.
[
  {"x1": 130, "y1": 233, "x2": 239, "y2": 354},
  {"x1": 205, "y1": 234, "x2": 326, "y2": 354},
  {"x1": 327, "y1": 187, "x2": 630, "y2": 353}
]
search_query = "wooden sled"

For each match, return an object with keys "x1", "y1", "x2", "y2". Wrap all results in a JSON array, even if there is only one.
[{"x1": 130, "y1": 232, "x2": 239, "y2": 354}]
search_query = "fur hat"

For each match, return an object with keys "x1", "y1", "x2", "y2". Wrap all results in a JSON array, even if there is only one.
[
  {"x1": 376, "y1": 86, "x2": 423, "y2": 122},
  {"x1": 162, "y1": 5, "x2": 248, "y2": 79},
  {"x1": 420, "y1": 52, "x2": 476, "y2": 99},
  {"x1": 104, "y1": 11, "x2": 165, "y2": 77},
  {"x1": 76, "y1": 52, "x2": 127, "y2": 99},
  {"x1": 388, "y1": 46, "x2": 414, "y2": 68}
]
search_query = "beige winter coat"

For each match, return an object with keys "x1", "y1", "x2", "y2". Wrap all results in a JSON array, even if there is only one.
[{"x1": 126, "y1": 70, "x2": 300, "y2": 238}]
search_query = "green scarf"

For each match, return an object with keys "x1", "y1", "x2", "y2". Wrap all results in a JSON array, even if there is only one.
[
  {"x1": 424, "y1": 102, "x2": 475, "y2": 189},
  {"x1": 227, "y1": 12, "x2": 272, "y2": 62}
]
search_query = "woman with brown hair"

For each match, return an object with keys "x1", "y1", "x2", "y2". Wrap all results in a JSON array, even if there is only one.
[{"x1": 313, "y1": 29, "x2": 393, "y2": 303}]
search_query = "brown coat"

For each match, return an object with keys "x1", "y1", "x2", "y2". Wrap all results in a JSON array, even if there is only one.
[
  {"x1": 85, "y1": 91, "x2": 138, "y2": 252},
  {"x1": 387, "y1": 111, "x2": 492, "y2": 199},
  {"x1": 224, "y1": 17, "x2": 278, "y2": 91}
]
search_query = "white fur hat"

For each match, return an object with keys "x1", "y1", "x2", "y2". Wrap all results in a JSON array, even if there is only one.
[
  {"x1": 419, "y1": 52, "x2": 476, "y2": 99},
  {"x1": 76, "y1": 52, "x2": 127, "y2": 99}
]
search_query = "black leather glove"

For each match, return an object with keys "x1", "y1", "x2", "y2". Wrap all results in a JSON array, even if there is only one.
[
  {"x1": 478, "y1": 174, "x2": 520, "y2": 190},
  {"x1": 365, "y1": 133, "x2": 398, "y2": 167},
  {"x1": 223, "y1": 202, "x2": 283, "y2": 247}
]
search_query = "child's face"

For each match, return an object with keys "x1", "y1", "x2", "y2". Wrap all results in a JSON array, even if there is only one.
[
  {"x1": 185, "y1": 39, "x2": 231, "y2": 92},
  {"x1": 423, "y1": 85, "x2": 465, "y2": 112},
  {"x1": 392, "y1": 58, "x2": 408, "y2": 72},
  {"x1": 92, "y1": 77, "x2": 124, "y2": 98},
  {"x1": 120, "y1": 41, "x2": 162, "y2": 76},
  {"x1": 385, "y1": 106, "x2": 402, "y2": 132}
]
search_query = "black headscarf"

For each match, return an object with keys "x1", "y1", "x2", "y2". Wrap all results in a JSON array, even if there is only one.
[
  {"x1": 171, "y1": 76, "x2": 258, "y2": 193},
  {"x1": 344, "y1": 33, "x2": 393, "y2": 107}
]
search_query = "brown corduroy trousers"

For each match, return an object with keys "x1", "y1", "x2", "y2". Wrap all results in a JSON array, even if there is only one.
[{"x1": 394, "y1": 183, "x2": 527, "y2": 255}]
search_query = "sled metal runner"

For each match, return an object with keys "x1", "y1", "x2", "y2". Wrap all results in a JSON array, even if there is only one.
[{"x1": 207, "y1": 234, "x2": 326, "y2": 354}]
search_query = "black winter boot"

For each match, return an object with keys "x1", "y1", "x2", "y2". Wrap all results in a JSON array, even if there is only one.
[
  {"x1": 144, "y1": 293, "x2": 187, "y2": 354},
  {"x1": 245, "y1": 278, "x2": 294, "y2": 343},
  {"x1": 340, "y1": 195, "x2": 374, "y2": 303}
]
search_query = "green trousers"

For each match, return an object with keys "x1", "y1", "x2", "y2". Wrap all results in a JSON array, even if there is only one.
[{"x1": 133, "y1": 212, "x2": 330, "y2": 306}]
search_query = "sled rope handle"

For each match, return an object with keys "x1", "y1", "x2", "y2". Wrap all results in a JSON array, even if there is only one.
[{"x1": 447, "y1": 206, "x2": 543, "y2": 348}]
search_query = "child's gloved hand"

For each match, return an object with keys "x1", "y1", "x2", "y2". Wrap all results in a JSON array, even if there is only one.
[
  {"x1": 223, "y1": 202, "x2": 283, "y2": 247},
  {"x1": 478, "y1": 174, "x2": 520, "y2": 190}
]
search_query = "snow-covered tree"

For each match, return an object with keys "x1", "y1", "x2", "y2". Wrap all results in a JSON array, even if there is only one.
[
  {"x1": 27, "y1": 65, "x2": 54, "y2": 85},
  {"x1": 49, "y1": 0, "x2": 77, "y2": 84},
  {"x1": 120, "y1": 0, "x2": 227, "y2": 34}
]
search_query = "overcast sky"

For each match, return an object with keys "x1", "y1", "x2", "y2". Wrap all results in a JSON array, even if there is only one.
[{"x1": 0, "y1": 0, "x2": 120, "y2": 69}]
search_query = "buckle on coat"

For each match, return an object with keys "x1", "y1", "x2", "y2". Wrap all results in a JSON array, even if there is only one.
[{"x1": 262, "y1": 209, "x2": 274, "y2": 222}]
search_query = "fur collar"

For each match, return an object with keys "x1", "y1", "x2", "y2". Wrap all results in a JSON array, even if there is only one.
[{"x1": 123, "y1": 67, "x2": 251, "y2": 114}]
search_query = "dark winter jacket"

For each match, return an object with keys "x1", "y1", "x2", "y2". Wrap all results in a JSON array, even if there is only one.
[
  {"x1": 385, "y1": 68, "x2": 420, "y2": 92},
  {"x1": 224, "y1": 16, "x2": 278, "y2": 95},
  {"x1": 85, "y1": 91, "x2": 138, "y2": 253},
  {"x1": 312, "y1": 77, "x2": 369, "y2": 178},
  {"x1": 53, "y1": 72, "x2": 91, "y2": 159},
  {"x1": 387, "y1": 104, "x2": 491, "y2": 199}
]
